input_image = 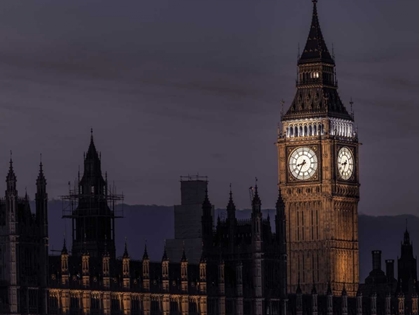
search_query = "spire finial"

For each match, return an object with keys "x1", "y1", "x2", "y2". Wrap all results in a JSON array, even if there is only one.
[
  {"x1": 143, "y1": 239, "x2": 149, "y2": 260},
  {"x1": 181, "y1": 240, "x2": 187, "y2": 262},
  {"x1": 123, "y1": 237, "x2": 129, "y2": 257}
]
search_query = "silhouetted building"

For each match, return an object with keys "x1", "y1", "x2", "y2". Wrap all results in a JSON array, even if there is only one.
[
  {"x1": 0, "y1": 158, "x2": 49, "y2": 314},
  {"x1": 166, "y1": 176, "x2": 213, "y2": 264},
  {"x1": 0, "y1": 1, "x2": 418, "y2": 315}
]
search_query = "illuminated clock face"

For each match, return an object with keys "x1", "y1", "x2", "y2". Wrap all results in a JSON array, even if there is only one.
[
  {"x1": 337, "y1": 147, "x2": 354, "y2": 180},
  {"x1": 289, "y1": 147, "x2": 318, "y2": 180}
]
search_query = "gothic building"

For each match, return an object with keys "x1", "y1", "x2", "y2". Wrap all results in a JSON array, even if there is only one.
[
  {"x1": 277, "y1": 0, "x2": 359, "y2": 296},
  {"x1": 0, "y1": 1, "x2": 418, "y2": 315},
  {"x1": 0, "y1": 158, "x2": 49, "y2": 314}
]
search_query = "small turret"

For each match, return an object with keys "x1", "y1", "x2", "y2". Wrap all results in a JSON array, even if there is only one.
[
  {"x1": 36, "y1": 160, "x2": 48, "y2": 237},
  {"x1": 61, "y1": 238, "x2": 69, "y2": 285},
  {"x1": 327, "y1": 281, "x2": 333, "y2": 315},
  {"x1": 370, "y1": 288, "x2": 377, "y2": 315},
  {"x1": 162, "y1": 241, "x2": 169, "y2": 292},
  {"x1": 6, "y1": 156, "x2": 17, "y2": 193},
  {"x1": 102, "y1": 240, "x2": 110, "y2": 288},
  {"x1": 142, "y1": 242, "x2": 150, "y2": 291},
  {"x1": 226, "y1": 184, "x2": 236, "y2": 219},
  {"x1": 412, "y1": 279, "x2": 419, "y2": 315},
  {"x1": 122, "y1": 239, "x2": 130, "y2": 289},
  {"x1": 251, "y1": 183, "x2": 261, "y2": 213},
  {"x1": 311, "y1": 283, "x2": 318, "y2": 315},
  {"x1": 180, "y1": 244, "x2": 188, "y2": 292},
  {"x1": 342, "y1": 284, "x2": 348, "y2": 315},
  {"x1": 385, "y1": 289, "x2": 391, "y2": 315},
  {"x1": 81, "y1": 249, "x2": 90, "y2": 287},
  {"x1": 356, "y1": 286, "x2": 363, "y2": 315},
  {"x1": 296, "y1": 276, "x2": 303, "y2": 315},
  {"x1": 397, "y1": 280, "x2": 405, "y2": 315}
]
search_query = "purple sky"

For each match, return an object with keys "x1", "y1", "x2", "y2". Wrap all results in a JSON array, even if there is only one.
[{"x1": 0, "y1": 0, "x2": 417, "y2": 216}]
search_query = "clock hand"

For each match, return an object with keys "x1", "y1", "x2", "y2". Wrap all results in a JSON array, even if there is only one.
[{"x1": 297, "y1": 160, "x2": 306, "y2": 176}]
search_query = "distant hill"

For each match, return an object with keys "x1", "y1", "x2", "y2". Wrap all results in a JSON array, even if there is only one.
[{"x1": 46, "y1": 200, "x2": 418, "y2": 281}]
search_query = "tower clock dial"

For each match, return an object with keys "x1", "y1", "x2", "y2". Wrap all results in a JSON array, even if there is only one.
[
  {"x1": 288, "y1": 147, "x2": 318, "y2": 180},
  {"x1": 337, "y1": 147, "x2": 354, "y2": 180}
]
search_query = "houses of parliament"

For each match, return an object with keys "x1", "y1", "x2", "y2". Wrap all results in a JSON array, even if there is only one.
[{"x1": 0, "y1": 1, "x2": 417, "y2": 314}]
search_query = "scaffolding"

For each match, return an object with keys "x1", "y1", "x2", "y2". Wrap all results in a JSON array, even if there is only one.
[{"x1": 61, "y1": 179, "x2": 124, "y2": 257}]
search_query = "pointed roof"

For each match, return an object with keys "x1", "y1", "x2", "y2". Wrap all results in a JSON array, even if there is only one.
[
  {"x1": 123, "y1": 238, "x2": 129, "y2": 258},
  {"x1": 283, "y1": 1, "x2": 353, "y2": 122},
  {"x1": 327, "y1": 281, "x2": 332, "y2": 295},
  {"x1": 162, "y1": 240, "x2": 169, "y2": 262},
  {"x1": 142, "y1": 242, "x2": 149, "y2": 260},
  {"x1": 252, "y1": 182, "x2": 261, "y2": 210},
  {"x1": 404, "y1": 225, "x2": 410, "y2": 245},
  {"x1": 227, "y1": 184, "x2": 236, "y2": 213},
  {"x1": 276, "y1": 188, "x2": 285, "y2": 211},
  {"x1": 36, "y1": 159, "x2": 46, "y2": 188},
  {"x1": 6, "y1": 155, "x2": 16, "y2": 183},
  {"x1": 85, "y1": 128, "x2": 100, "y2": 161},
  {"x1": 299, "y1": 0, "x2": 334, "y2": 65},
  {"x1": 181, "y1": 242, "x2": 187, "y2": 262},
  {"x1": 202, "y1": 187, "x2": 212, "y2": 209},
  {"x1": 342, "y1": 284, "x2": 347, "y2": 296},
  {"x1": 61, "y1": 238, "x2": 68, "y2": 255}
]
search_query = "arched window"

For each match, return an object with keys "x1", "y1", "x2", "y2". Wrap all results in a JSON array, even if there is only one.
[
  {"x1": 304, "y1": 125, "x2": 308, "y2": 136},
  {"x1": 299, "y1": 126, "x2": 303, "y2": 137},
  {"x1": 309, "y1": 125, "x2": 312, "y2": 136},
  {"x1": 295, "y1": 126, "x2": 299, "y2": 137}
]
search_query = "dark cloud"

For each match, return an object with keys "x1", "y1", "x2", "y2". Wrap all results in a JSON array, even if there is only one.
[{"x1": 0, "y1": 0, "x2": 415, "y2": 215}]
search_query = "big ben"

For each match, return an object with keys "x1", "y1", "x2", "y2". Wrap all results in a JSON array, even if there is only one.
[{"x1": 277, "y1": 0, "x2": 359, "y2": 297}]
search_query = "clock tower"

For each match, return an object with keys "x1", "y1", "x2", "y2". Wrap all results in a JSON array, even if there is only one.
[{"x1": 277, "y1": 0, "x2": 359, "y2": 296}]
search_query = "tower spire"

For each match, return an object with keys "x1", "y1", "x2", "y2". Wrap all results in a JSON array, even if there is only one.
[
  {"x1": 227, "y1": 183, "x2": 236, "y2": 215},
  {"x1": 299, "y1": 0, "x2": 333, "y2": 65},
  {"x1": 6, "y1": 151, "x2": 16, "y2": 191}
]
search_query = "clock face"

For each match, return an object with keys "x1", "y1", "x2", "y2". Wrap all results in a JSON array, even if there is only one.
[
  {"x1": 289, "y1": 147, "x2": 318, "y2": 180},
  {"x1": 337, "y1": 147, "x2": 354, "y2": 180}
]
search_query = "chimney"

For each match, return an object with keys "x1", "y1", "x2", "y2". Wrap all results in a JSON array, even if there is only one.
[
  {"x1": 372, "y1": 250, "x2": 382, "y2": 271},
  {"x1": 385, "y1": 259, "x2": 395, "y2": 281}
]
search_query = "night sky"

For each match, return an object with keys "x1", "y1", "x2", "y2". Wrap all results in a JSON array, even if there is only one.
[{"x1": 0, "y1": 0, "x2": 417, "y2": 216}]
